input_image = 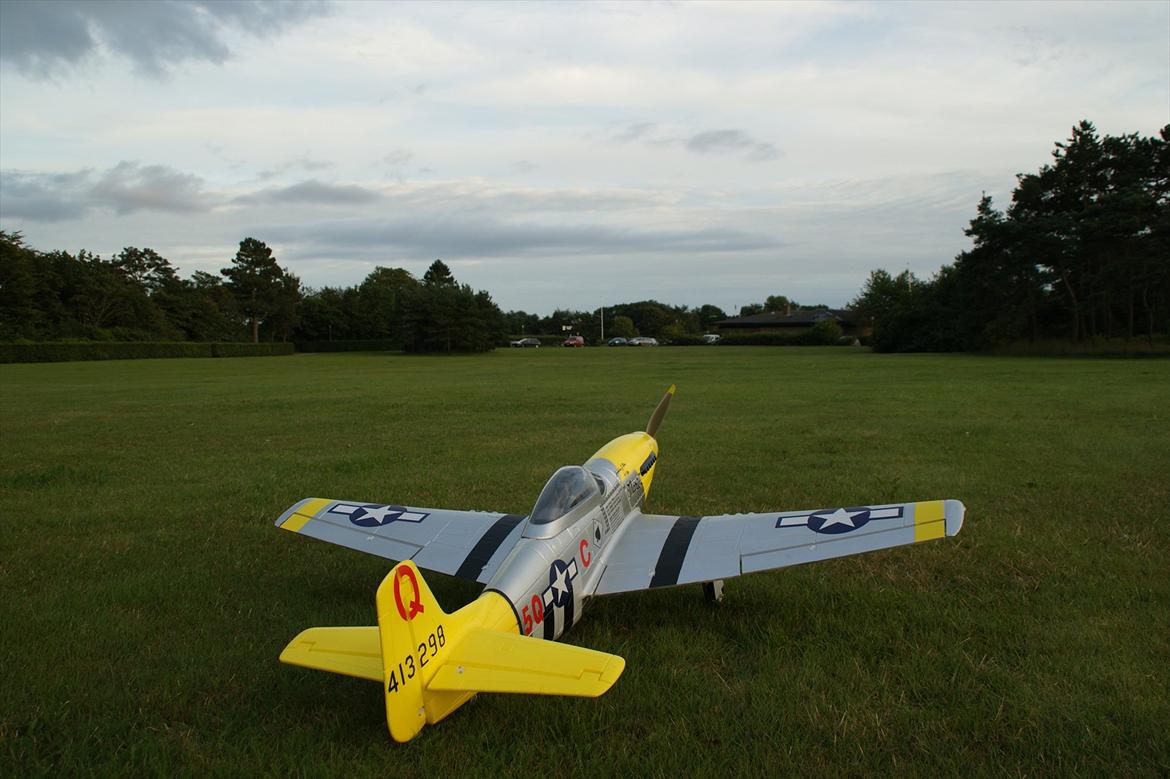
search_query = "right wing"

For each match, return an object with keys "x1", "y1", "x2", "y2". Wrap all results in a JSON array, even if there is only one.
[
  {"x1": 276, "y1": 498, "x2": 526, "y2": 584},
  {"x1": 595, "y1": 499, "x2": 965, "y2": 595}
]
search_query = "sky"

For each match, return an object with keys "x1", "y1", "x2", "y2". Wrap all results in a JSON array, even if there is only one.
[{"x1": 1, "y1": 1, "x2": 1167, "y2": 315}]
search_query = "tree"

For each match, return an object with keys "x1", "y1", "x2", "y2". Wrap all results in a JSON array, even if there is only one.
[
  {"x1": 113, "y1": 247, "x2": 179, "y2": 293},
  {"x1": 110, "y1": 246, "x2": 182, "y2": 338},
  {"x1": 265, "y1": 271, "x2": 302, "y2": 342},
  {"x1": 696, "y1": 304, "x2": 726, "y2": 331},
  {"x1": 849, "y1": 269, "x2": 915, "y2": 329},
  {"x1": 62, "y1": 250, "x2": 160, "y2": 337},
  {"x1": 400, "y1": 262, "x2": 504, "y2": 353},
  {"x1": 221, "y1": 237, "x2": 296, "y2": 343},
  {"x1": 855, "y1": 120, "x2": 1169, "y2": 351},
  {"x1": 423, "y1": 259, "x2": 455, "y2": 287},
  {"x1": 504, "y1": 309, "x2": 541, "y2": 336},
  {"x1": 183, "y1": 271, "x2": 239, "y2": 341},
  {"x1": 0, "y1": 231, "x2": 42, "y2": 338},
  {"x1": 357, "y1": 266, "x2": 417, "y2": 340},
  {"x1": 764, "y1": 294, "x2": 792, "y2": 313},
  {"x1": 609, "y1": 315, "x2": 637, "y2": 338}
]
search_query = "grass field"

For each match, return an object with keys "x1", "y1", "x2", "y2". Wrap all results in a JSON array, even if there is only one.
[{"x1": 2, "y1": 347, "x2": 1168, "y2": 776}]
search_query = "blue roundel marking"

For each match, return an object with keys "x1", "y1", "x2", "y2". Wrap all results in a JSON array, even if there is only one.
[
  {"x1": 349, "y1": 504, "x2": 409, "y2": 528},
  {"x1": 807, "y1": 507, "x2": 872, "y2": 535}
]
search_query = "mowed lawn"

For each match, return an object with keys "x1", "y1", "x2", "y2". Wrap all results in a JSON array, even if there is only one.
[{"x1": 2, "y1": 347, "x2": 1167, "y2": 776}]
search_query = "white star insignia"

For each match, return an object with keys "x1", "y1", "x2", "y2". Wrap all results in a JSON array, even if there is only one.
[
  {"x1": 551, "y1": 565, "x2": 570, "y2": 599},
  {"x1": 334, "y1": 503, "x2": 397, "y2": 524},
  {"x1": 356, "y1": 505, "x2": 401, "y2": 524},
  {"x1": 817, "y1": 508, "x2": 861, "y2": 529}
]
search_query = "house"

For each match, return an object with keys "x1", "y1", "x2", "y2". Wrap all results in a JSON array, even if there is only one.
[{"x1": 715, "y1": 307, "x2": 869, "y2": 337}]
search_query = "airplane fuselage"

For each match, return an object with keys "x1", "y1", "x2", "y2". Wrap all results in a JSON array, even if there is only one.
[{"x1": 485, "y1": 431, "x2": 659, "y2": 641}]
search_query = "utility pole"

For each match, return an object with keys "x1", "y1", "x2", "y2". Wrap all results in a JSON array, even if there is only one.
[{"x1": 600, "y1": 307, "x2": 605, "y2": 342}]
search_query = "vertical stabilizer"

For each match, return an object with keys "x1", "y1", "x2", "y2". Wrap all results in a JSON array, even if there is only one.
[{"x1": 375, "y1": 561, "x2": 519, "y2": 742}]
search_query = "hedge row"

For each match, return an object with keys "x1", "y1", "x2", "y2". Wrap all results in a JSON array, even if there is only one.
[
  {"x1": 664, "y1": 335, "x2": 707, "y2": 346},
  {"x1": 295, "y1": 340, "x2": 402, "y2": 353},
  {"x1": 716, "y1": 331, "x2": 856, "y2": 347},
  {"x1": 0, "y1": 341, "x2": 294, "y2": 363},
  {"x1": 505, "y1": 334, "x2": 567, "y2": 347}
]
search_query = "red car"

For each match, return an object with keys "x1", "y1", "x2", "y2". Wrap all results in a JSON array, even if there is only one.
[{"x1": 562, "y1": 335, "x2": 585, "y2": 347}]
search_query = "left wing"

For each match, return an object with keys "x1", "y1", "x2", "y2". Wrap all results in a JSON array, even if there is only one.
[
  {"x1": 594, "y1": 499, "x2": 964, "y2": 595},
  {"x1": 276, "y1": 498, "x2": 526, "y2": 583}
]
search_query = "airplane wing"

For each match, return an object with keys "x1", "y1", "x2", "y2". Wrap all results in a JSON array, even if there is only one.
[
  {"x1": 276, "y1": 498, "x2": 526, "y2": 583},
  {"x1": 593, "y1": 499, "x2": 965, "y2": 595}
]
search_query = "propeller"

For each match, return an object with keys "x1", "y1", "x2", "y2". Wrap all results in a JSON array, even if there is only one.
[{"x1": 645, "y1": 384, "x2": 676, "y2": 438}]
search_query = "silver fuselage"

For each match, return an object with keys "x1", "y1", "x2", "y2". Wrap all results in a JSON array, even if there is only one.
[{"x1": 485, "y1": 455, "x2": 649, "y2": 640}]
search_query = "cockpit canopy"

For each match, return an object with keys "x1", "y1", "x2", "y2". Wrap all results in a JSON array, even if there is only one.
[
  {"x1": 530, "y1": 466, "x2": 601, "y2": 525},
  {"x1": 526, "y1": 463, "x2": 603, "y2": 538}
]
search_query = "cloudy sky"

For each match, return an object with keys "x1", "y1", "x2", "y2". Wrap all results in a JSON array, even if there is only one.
[{"x1": 1, "y1": 1, "x2": 1167, "y2": 314}]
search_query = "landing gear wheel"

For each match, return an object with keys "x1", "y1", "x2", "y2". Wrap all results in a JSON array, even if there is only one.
[{"x1": 702, "y1": 580, "x2": 724, "y2": 603}]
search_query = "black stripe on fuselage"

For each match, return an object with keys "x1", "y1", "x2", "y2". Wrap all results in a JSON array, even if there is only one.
[
  {"x1": 543, "y1": 597, "x2": 556, "y2": 639},
  {"x1": 562, "y1": 588, "x2": 574, "y2": 633},
  {"x1": 649, "y1": 515, "x2": 702, "y2": 588},
  {"x1": 455, "y1": 514, "x2": 525, "y2": 581}
]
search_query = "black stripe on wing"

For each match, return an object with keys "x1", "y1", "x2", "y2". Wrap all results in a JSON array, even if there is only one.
[
  {"x1": 649, "y1": 515, "x2": 702, "y2": 588},
  {"x1": 455, "y1": 514, "x2": 526, "y2": 581}
]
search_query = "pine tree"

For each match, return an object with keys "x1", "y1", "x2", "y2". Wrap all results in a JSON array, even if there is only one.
[{"x1": 221, "y1": 238, "x2": 296, "y2": 343}]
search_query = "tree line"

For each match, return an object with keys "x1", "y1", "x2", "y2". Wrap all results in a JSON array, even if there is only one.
[
  {"x1": 0, "y1": 228, "x2": 813, "y2": 349},
  {"x1": 6, "y1": 120, "x2": 1161, "y2": 353},
  {"x1": 0, "y1": 233, "x2": 295, "y2": 344},
  {"x1": 851, "y1": 121, "x2": 1170, "y2": 351},
  {"x1": 0, "y1": 234, "x2": 507, "y2": 352},
  {"x1": 502, "y1": 295, "x2": 833, "y2": 344}
]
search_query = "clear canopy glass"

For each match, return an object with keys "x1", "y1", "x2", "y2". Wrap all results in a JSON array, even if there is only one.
[{"x1": 530, "y1": 466, "x2": 600, "y2": 524}]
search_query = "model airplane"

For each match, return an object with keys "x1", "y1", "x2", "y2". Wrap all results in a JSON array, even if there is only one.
[{"x1": 276, "y1": 386, "x2": 965, "y2": 742}]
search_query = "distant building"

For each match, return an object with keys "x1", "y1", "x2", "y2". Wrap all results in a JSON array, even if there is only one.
[{"x1": 715, "y1": 308, "x2": 869, "y2": 337}]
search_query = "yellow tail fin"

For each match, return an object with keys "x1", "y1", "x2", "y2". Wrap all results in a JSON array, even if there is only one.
[
  {"x1": 281, "y1": 561, "x2": 626, "y2": 743},
  {"x1": 374, "y1": 561, "x2": 625, "y2": 742}
]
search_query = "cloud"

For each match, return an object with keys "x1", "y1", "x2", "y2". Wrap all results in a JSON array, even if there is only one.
[
  {"x1": 367, "y1": 180, "x2": 677, "y2": 214},
  {"x1": 93, "y1": 162, "x2": 210, "y2": 214},
  {"x1": 685, "y1": 130, "x2": 782, "y2": 162},
  {"x1": 237, "y1": 179, "x2": 381, "y2": 206},
  {"x1": 0, "y1": 162, "x2": 211, "y2": 221},
  {"x1": 605, "y1": 123, "x2": 782, "y2": 162},
  {"x1": 0, "y1": 170, "x2": 92, "y2": 222},
  {"x1": 0, "y1": 0, "x2": 330, "y2": 78},
  {"x1": 610, "y1": 122, "x2": 658, "y2": 143},
  {"x1": 382, "y1": 150, "x2": 415, "y2": 166},
  {"x1": 268, "y1": 214, "x2": 779, "y2": 260},
  {"x1": 256, "y1": 155, "x2": 336, "y2": 181}
]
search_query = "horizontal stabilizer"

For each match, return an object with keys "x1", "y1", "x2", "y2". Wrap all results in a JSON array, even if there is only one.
[
  {"x1": 280, "y1": 626, "x2": 382, "y2": 682},
  {"x1": 281, "y1": 562, "x2": 625, "y2": 742},
  {"x1": 428, "y1": 628, "x2": 625, "y2": 697}
]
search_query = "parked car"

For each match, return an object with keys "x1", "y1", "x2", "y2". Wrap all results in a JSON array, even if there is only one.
[
  {"x1": 627, "y1": 336, "x2": 659, "y2": 346},
  {"x1": 562, "y1": 335, "x2": 585, "y2": 347},
  {"x1": 606, "y1": 337, "x2": 628, "y2": 346},
  {"x1": 510, "y1": 337, "x2": 540, "y2": 348},
  {"x1": 702, "y1": 333, "x2": 721, "y2": 344}
]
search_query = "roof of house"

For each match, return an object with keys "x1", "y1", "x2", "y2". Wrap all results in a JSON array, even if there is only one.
[{"x1": 716, "y1": 308, "x2": 859, "y2": 328}]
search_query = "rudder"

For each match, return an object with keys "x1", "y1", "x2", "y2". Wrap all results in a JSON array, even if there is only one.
[{"x1": 375, "y1": 561, "x2": 454, "y2": 742}]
